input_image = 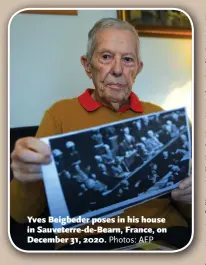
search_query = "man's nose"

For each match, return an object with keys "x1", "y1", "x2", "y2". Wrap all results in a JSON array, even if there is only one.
[{"x1": 111, "y1": 58, "x2": 123, "y2": 77}]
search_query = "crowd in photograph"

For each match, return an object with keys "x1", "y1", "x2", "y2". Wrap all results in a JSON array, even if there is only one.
[{"x1": 51, "y1": 109, "x2": 190, "y2": 214}]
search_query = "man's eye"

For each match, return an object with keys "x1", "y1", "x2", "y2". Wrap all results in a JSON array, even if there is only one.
[
  {"x1": 102, "y1": 54, "x2": 112, "y2": 60},
  {"x1": 123, "y1": 57, "x2": 134, "y2": 63}
]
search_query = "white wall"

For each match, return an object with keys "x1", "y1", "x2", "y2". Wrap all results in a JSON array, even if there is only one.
[
  {"x1": 134, "y1": 37, "x2": 192, "y2": 119},
  {"x1": 10, "y1": 10, "x2": 192, "y2": 127}
]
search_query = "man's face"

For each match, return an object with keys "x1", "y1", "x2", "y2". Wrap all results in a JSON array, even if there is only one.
[
  {"x1": 143, "y1": 117, "x2": 149, "y2": 125},
  {"x1": 166, "y1": 120, "x2": 172, "y2": 126},
  {"x1": 141, "y1": 137, "x2": 146, "y2": 143},
  {"x1": 147, "y1": 130, "x2": 153, "y2": 137},
  {"x1": 99, "y1": 164, "x2": 107, "y2": 172},
  {"x1": 180, "y1": 134, "x2": 187, "y2": 143},
  {"x1": 163, "y1": 151, "x2": 168, "y2": 159},
  {"x1": 136, "y1": 120, "x2": 141, "y2": 129},
  {"x1": 82, "y1": 28, "x2": 142, "y2": 105},
  {"x1": 124, "y1": 127, "x2": 130, "y2": 134},
  {"x1": 152, "y1": 164, "x2": 157, "y2": 170},
  {"x1": 172, "y1": 113, "x2": 178, "y2": 121}
]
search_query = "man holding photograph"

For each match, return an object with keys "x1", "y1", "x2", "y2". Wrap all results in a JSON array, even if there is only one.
[{"x1": 10, "y1": 17, "x2": 192, "y2": 250}]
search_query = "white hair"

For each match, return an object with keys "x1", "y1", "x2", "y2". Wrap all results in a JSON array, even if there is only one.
[
  {"x1": 52, "y1": 149, "x2": 62, "y2": 157},
  {"x1": 86, "y1": 17, "x2": 141, "y2": 62},
  {"x1": 65, "y1": 141, "x2": 75, "y2": 148}
]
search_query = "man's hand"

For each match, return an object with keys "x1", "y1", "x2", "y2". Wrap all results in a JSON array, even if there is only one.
[
  {"x1": 11, "y1": 137, "x2": 51, "y2": 182},
  {"x1": 171, "y1": 175, "x2": 192, "y2": 204}
]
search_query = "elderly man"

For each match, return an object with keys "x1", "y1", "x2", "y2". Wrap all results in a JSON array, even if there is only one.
[{"x1": 10, "y1": 17, "x2": 192, "y2": 249}]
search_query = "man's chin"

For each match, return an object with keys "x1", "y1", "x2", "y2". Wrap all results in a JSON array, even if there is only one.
[
  {"x1": 109, "y1": 97, "x2": 129, "y2": 105},
  {"x1": 105, "y1": 91, "x2": 129, "y2": 102}
]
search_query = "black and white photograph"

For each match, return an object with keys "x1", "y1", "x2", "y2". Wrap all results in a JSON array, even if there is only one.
[{"x1": 41, "y1": 107, "x2": 191, "y2": 229}]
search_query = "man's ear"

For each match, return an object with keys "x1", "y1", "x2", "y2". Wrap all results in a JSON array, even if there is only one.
[
  {"x1": 132, "y1": 61, "x2": 143, "y2": 83},
  {"x1": 81, "y1": 56, "x2": 92, "y2": 79},
  {"x1": 137, "y1": 60, "x2": 143, "y2": 75}
]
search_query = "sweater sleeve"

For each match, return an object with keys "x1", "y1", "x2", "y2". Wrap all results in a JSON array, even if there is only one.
[{"x1": 10, "y1": 109, "x2": 62, "y2": 223}]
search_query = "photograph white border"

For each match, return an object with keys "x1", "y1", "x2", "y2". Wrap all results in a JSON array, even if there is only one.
[{"x1": 41, "y1": 107, "x2": 191, "y2": 230}]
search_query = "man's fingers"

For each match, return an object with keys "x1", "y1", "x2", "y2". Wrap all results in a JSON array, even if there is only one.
[
  {"x1": 11, "y1": 137, "x2": 52, "y2": 182},
  {"x1": 179, "y1": 176, "x2": 191, "y2": 189},
  {"x1": 171, "y1": 186, "x2": 191, "y2": 198},
  {"x1": 11, "y1": 137, "x2": 51, "y2": 164},
  {"x1": 11, "y1": 161, "x2": 43, "y2": 181},
  {"x1": 171, "y1": 176, "x2": 192, "y2": 204},
  {"x1": 171, "y1": 193, "x2": 191, "y2": 203},
  {"x1": 17, "y1": 137, "x2": 51, "y2": 157},
  {"x1": 179, "y1": 195, "x2": 191, "y2": 203},
  {"x1": 19, "y1": 162, "x2": 42, "y2": 174},
  {"x1": 25, "y1": 137, "x2": 51, "y2": 156},
  {"x1": 12, "y1": 147, "x2": 51, "y2": 164}
]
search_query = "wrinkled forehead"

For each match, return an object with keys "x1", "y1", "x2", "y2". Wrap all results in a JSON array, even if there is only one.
[{"x1": 94, "y1": 28, "x2": 138, "y2": 56}]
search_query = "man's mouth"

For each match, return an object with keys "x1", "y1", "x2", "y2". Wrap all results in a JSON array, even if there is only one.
[{"x1": 106, "y1": 83, "x2": 125, "y2": 89}]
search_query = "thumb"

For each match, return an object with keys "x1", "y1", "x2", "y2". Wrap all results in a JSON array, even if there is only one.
[{"x1": 179, "y1": 176, "x2": 191, "y2": 189}]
